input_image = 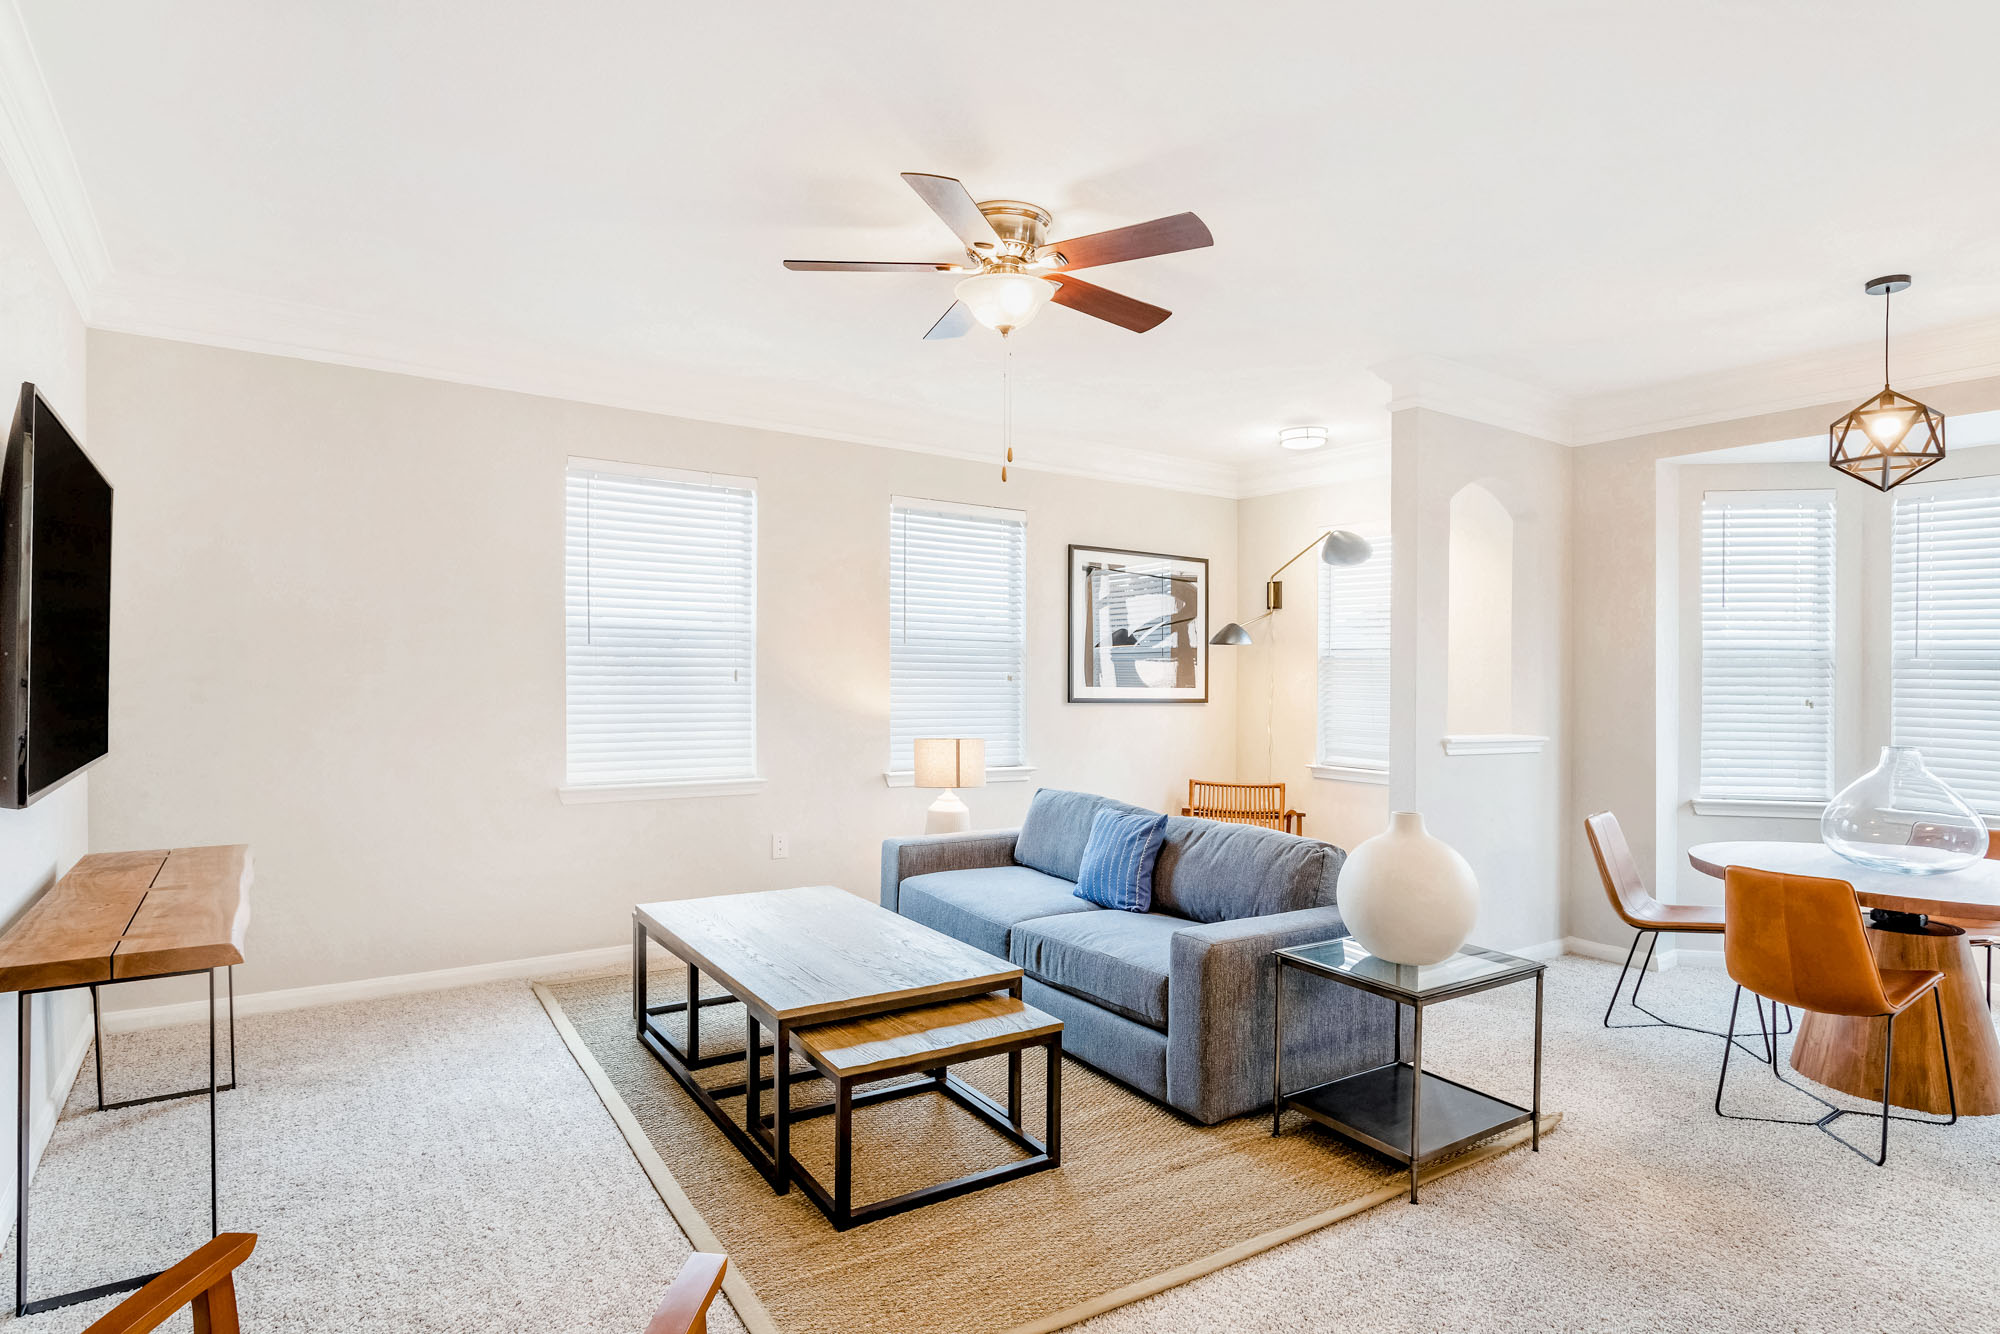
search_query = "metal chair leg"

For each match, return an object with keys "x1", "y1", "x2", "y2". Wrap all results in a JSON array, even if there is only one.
[
  {"x1": 1713, "y1": 985, "x2": 1743, "y2": 1115},
  {"x1": 1604, "y1": 930, "x2": 1647, "y2": 1027},
  {"x1": 1629, "y1": 931, "x2": 1661, "y2": 1010},
  {"x1": 1935, "y1": 987, "x2": 1958, "y2": 1126},
  {"x1": 1876, "y1": 1012, "x2": 1894, "y2": 1166}
]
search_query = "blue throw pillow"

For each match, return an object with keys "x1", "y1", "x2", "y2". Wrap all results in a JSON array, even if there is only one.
[{"x1": 1073, "y1": 808, "x2": 1169, "y2": 913}]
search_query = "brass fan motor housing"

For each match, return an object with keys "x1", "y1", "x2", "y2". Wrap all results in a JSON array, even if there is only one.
[{"x1": 973, "y1": 200, "x2": 1056, "y2": 268}]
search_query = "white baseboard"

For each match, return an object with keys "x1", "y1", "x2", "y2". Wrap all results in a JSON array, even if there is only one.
[
  {"x1": 99, "y1": 943, "x2": 628, "y2": 1035},
  {"x1": 1561, "y1": 935, "x2": 1725, "y2": 970}
]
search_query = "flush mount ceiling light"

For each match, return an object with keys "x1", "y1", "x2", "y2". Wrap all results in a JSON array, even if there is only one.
[
  {"x1": 1279, "y1": 426, "x2": 1330, "y2": 451},
  {"x1": 1829, "y1": 274, "x2": 1945, "y2": 491}
]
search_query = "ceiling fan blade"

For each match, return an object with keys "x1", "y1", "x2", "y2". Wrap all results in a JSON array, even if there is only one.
[
  {"x1": 901, "y1": 173, "x2": 1002, "y2": 252},
  {"x1": 1039, "y1": 212, "x2": 1213, "y2": 271},
  {"x1": 783, "y1": 259, "x2": 962, "y2": 272},
  {"x1": 1048, "y1": 276, "x2": 1171, "y2": 332},
  {"x1": 922, "y1": 301, "x2": 975, "y2": 341}
]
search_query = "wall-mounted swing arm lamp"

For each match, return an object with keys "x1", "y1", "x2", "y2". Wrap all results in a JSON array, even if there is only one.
[{"x1": 1208, "y1": 529, "x2": 1372, "y2": 646}]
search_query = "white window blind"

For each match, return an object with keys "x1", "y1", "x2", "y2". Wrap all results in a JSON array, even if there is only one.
[
  {"x1": 1892, "y1": 480, "x2": 2000, "y2": 815},
  {"x1": 889, "y1": 498, "x2": 1027, "y2": 773},
  {"x1": 565, "y1": 460, "x2": 756, "y2": 788},
  {"x1": 1317, "y1": 530, "x2": 1392, "y2": 769},
  {"x1": 1698, "y1": 491, "x2": 1835, "y2": 802}
]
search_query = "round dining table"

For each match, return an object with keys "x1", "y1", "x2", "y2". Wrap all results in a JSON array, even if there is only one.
[{"x1": 1688, "y1": 841, "x2": 2000, "y2": 1116}]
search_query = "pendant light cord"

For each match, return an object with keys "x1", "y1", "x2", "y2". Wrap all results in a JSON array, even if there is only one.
[{"x1": 1884, "y1": 289, "x2": 1892, "y2": 386}]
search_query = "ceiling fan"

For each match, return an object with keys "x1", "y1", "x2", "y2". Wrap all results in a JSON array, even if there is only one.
[{"x1": 784, "y1": 173, "x2": 1212, "y2": 339}]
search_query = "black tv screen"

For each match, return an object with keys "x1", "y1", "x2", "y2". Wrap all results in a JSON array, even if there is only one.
[{"x1": 1, "y1": 383, "x2": 111, "y2": 807}]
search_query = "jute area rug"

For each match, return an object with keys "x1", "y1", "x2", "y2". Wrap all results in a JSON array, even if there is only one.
[{"x1": 537, "y1": 970, "x2": 1558, "y2": 1334}]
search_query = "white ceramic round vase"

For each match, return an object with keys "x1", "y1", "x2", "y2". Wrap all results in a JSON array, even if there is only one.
[{"x1": 1338, "y1": 811, "x2": 1479, "y2": 965}]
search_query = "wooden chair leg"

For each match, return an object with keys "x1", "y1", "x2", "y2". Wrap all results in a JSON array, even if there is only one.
[{"x1": 192, "y1": 1274, "x2": 239, "y2": 1334}]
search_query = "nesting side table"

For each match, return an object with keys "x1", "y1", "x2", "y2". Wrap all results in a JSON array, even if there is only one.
[{"x1": 1272, "y1": 939, "x2": 1543, "y2": 1203}]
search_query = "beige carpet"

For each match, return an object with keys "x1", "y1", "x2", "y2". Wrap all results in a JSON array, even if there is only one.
[{"x1": 540, "y1": 970, "x2": 1554, "y2": 1334}]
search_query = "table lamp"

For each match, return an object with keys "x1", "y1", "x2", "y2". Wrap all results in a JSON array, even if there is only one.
[{"x1": 914, "y1": 738, "x2": 986, "y2": 833}]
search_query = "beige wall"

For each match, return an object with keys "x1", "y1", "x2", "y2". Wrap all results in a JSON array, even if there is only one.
[
  {"x1": 84, "y1": 332, "x2": 1242, "y2": 1001},
  {"x1": 1568, "y1": 378, "x2": 2000, "y2": 952},
  {"x1": 1232, "y1": 462, "x2": 1392, "y2": 851},
  {"x1": 0, "y1": 161, "x2": 93, "y2": 1218}
]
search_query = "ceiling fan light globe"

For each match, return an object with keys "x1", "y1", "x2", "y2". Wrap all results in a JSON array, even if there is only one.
[{"x1": 954, "y1": 272, "x2": 1057, "y2": 334}]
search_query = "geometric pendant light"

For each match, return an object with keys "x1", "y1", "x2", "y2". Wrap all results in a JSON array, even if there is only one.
[{"x1": 1828, "y1": 274, "x2": 1945, "y2": 491}]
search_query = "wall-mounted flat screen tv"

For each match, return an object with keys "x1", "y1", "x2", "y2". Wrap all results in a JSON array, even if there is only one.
[{"x1": 1, "y1": 383, "x2": 112, "y2": 807}]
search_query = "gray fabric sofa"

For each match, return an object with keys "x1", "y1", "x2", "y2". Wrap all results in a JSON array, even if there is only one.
[{"x1": 880, "y1": 788, "x2": 1398, "y2": 1124}]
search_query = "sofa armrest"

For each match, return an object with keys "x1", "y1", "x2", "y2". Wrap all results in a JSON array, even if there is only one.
[
  {"x1": 879, "y1": 829, "x2": 1021, "y2": 912},
  {"x1": 1166, "y1": 907, "x2": 1395, "y2": 1124}
]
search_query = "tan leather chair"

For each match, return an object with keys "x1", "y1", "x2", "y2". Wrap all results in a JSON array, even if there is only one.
[
  {"x1": 1716, "y1": 866, "x2": 1957, "y2": 1165},
  {"x1": 1586, "y1": 811, "x2": 1730, "y2": 1032}
]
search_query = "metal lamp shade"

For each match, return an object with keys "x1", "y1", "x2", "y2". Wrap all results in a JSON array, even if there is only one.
[
  {"x1": 913, "y1": 737, "x2": 986, "y2": 789},
  {"x1": 1829, "y1": 387, "x2": 1945, "y2": 491},
  {"x1": 1209, "y1": 622, "x2": 1254, "y2": 646},
  {"x1": 1319, "y1": 531, "x2": 1373, "y2": 566}
]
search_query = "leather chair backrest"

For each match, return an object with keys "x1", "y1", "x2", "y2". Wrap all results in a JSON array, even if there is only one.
[
  {"x1": 1722, "y1": 866, "x2": 1891, "y2": 1017},
  {"x1": 1584, "y1": 811, "x2": 1658, "y2": 929}
]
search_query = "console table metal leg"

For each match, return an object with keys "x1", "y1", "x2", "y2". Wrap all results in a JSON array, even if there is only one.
[
  {"x1": 1532, "y1": 971, "x2": 1544, "y2": 1152},
  {"x1": 745, "y1": 1015, "x2": 764, "y2": 1146},
  {"x1": 16, "y1": 988, "x2": 29, "y2": 1317},
  {"x1": 1408, "y1": 1002, "x2": 1424, "y2": 1204},
  {"x1": 207, "y1": 968, "x2": 219, "y2": 1237},
  {"x1": 631, "y1": 918, "x2": 647, "y2": 1037},
  {"x1": 1271, "y1": 956, "x2": 1284, "y2": 1137}
]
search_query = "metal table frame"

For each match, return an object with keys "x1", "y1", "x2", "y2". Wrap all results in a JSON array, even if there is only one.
[
  {"x1": 632, "y1": 914, "x2": 1027, "y2": 1205},
  {"x1": 15, "y1": 964, "x2": 236, "y2": 1316},
  {"x1": 1272, "y1": 942, "x2": 1543, "y2": 1203},
  {"x1": 785, "y1": 1026, "x2": 1061, "y2": 1230}
]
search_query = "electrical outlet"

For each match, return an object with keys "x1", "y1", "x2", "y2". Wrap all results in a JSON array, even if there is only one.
[{"x1": 771, "y1": 833, "x2": 789, "y2": 859}]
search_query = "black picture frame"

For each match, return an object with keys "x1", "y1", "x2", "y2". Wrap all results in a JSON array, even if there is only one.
[{"x1": 1065, "y1": 544, "x2": 1209, "y2": 704}]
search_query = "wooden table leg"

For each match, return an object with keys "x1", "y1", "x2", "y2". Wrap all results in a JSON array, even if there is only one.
[{"x1": 1792, "y1": 925, "x2": 2000, "y2": 1115}]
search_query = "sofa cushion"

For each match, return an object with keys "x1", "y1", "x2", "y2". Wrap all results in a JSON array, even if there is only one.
[
  {"x1": 1150, "y1": 817, "x2": 1345, "y2": 924},
  {"x1": 899, "y1": 866, "x2": 1100, "y2": 959},
  {"x1": 1010, "y1": 909, "x2": 1180, "y2": 1031},
  {"x1": 1013, "y1": 788, "x2": 1158, "y2": 882},
  {"x1": 1074, "y1": 808, "x2": 1169, "y2": 912}
]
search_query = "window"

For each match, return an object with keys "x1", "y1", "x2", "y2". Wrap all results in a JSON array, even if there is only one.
[
  {"x1": 889, "y1": 498, "x2": 1027, "y2": 774},
  {"x1": 1892, "y1": 479, "x2": 2000, "y2": 815},
  {"x1": 1317, "y1": 529, "x2": 1391, "y2": 772},
  {"x1": 564, "y1": 459, "x2": 756, "y2": 792},
  {"x1": 1697, "y1": 491, "x2": 1835, "y2": 802}
]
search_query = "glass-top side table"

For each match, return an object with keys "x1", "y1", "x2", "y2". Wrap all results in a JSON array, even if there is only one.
[{"x1": 1273, "y1": 938, "x2": 1544, "y2": 1203}]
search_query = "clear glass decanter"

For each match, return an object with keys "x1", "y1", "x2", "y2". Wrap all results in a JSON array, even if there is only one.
[{"x1": 1820, "y1": 745, "x2": 1989, "y2": 875}]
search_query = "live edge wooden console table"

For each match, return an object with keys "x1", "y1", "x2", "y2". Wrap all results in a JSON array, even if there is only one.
[{"x1": 0, "y1": 845, "x2": 250, "y2": 1317}]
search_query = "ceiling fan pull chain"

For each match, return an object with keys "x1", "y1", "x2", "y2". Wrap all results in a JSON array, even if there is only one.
[{"x1": 1002, "y1": 336, "x2": 1014, "y2": 481}]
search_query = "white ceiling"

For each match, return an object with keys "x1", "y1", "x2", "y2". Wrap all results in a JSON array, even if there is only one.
[{"x1": 10, "y1": 1, "x2": 2000, "y2": 490}]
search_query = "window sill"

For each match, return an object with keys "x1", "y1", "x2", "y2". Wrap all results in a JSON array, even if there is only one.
[
  {"x1": 1441, "y1": 734, "x2": 1548, "y2": 756},
  {"x1": 1310, "y1": 761, "x2": 1389, "y2": 786},
  {"x1": 1690, "y1": 797, "x2": 1824, "y2": 820},
  {"x1": 883, "y1": 766, "x2": 1037, "y2": 789},
  {"x1": 560, "y1": 778, "x2": 767, "y2": 804}
]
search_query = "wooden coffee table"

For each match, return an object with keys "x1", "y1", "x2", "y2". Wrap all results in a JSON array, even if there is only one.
[{"x1": 633, "y1": 885, "x2": 1059, "y2": 1223}]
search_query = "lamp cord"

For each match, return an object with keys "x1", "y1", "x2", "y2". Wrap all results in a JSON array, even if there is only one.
[
  {"x1": 1001, "y1": 337, "x2": 1014, "y2": 481},
  {"x1": 1884, "y1": 289, "x2": 1892, "y2": 386}
]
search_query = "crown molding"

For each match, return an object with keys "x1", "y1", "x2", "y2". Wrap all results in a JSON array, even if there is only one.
[
  {"x1": 0, "y1": 1, "x2": 109, "y2": 315},
  {"x1": 1570, "y1": 315, "x2": 2000, "y2": 445},
  {"x1": 1234, "y1": 437, "x2": 1391, "y2": 498},
  {"x1": 1373, "y1": 354, "x2": 1574, "y2": 445},
  {"x1": 90, "y1": 271, "x2": 1250, "y2": 497}
]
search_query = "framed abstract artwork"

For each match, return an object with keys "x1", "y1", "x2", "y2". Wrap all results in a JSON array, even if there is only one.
[{"x1": 1066, "y1": 545, "x2": 1208, "y2": 703}]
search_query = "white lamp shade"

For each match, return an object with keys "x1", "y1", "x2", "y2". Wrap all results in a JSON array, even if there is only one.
[
  {"x1": 953, "y1": 272, "x2": 1057, "y2": 334},
  {"x1": 913, "y1": 737, "x2": 986, "y2": 789}
]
